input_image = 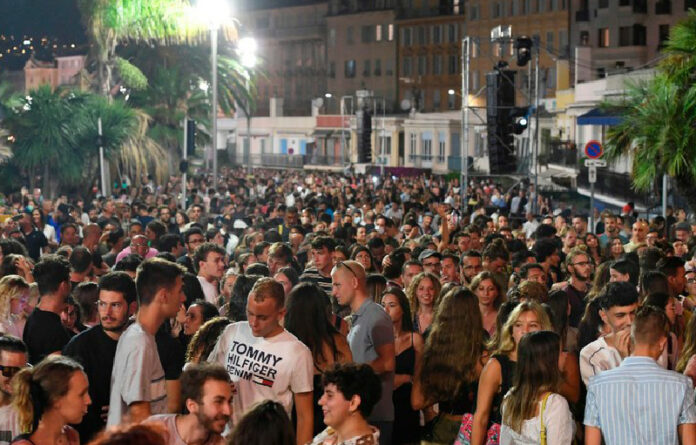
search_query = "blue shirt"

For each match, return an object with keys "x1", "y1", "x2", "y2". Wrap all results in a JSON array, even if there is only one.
[{"x1": 584, "y1": 356, "x2": 696, "y2": 445}]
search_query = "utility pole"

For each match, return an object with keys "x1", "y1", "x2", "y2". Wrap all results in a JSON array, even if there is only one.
[{"x1": 461, "y1": 36, "x2": 470, "y2": 212}]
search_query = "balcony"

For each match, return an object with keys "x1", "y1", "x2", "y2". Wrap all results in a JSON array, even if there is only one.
[
  {"x1": 655, "y1": 0, "x2": 671, "y2": 13},
  {"x1": 547, "y1": 141, "x2": 579, "y2": 169},
  {"x1": 575, "y1": 9, "x2": 590, "y2": 21},
  {"x1": 577, "y1": 166, "x2": 660, "y2": 205},
  {"x1": 407, "y1": 154, "x2": 434, "y2": 169},
  {"x1": 303, "y1": 154, "x2": 345, "y2": 166},
  {"x1": 229, "y1": 153, "x2": 305, "y2": 169}
]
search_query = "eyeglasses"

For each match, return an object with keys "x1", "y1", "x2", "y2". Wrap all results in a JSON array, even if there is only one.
[
  {"x1": 572, "y1": 261, "x2": 591, "y2": 267},
  {"x1": 0, "y1": 364, "x2": 29, "y2": 379}
]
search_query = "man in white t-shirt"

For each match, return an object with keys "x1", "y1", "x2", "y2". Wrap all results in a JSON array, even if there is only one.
[
  {"x1": 146, "y1": 363, "x2": 231, "y2": 445},
  {"x1": 195, "y1": 242, "x2": 226, "y2": 305},
  {"x1": 209, "y1": 277, "x2": 313, "y2": 445},
  {"x1": 108, "y1": 258, "x2": 187, "y2": 426},
  {"x1": 580, "y1": 282, "x2": 639, "y2": 385}
]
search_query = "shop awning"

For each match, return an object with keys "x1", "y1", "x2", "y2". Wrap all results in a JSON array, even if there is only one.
[{"x1": 577, "y1": 108, "x2": 623, "y2": 126}]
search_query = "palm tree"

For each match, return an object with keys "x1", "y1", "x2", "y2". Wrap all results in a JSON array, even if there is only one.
[{"x1": 605, "y1": 11, "x2": 696, "y2": 212}]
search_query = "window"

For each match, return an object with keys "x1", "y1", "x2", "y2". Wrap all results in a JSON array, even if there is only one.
[
  {"x1": 546, "y1": 31, "x2": 554, "y2": 52},
  {"x1": 659, "y1": 24, "x2": 670, "y2": 47},
  {"x1": 361, "y1": 25, "x2": 373, "y2": 43},
  {"x1": 418, "y1": 26, "x2": 427, "y2": 45},
  {"x1": 347, "y1": 26, "x2": 354, "y2": 44},
  {"x1": 598, "y1": 28, "x2": 610, "y2": 47},
  {"x1": 492, "y1": 1, "x2": 502, "y2": 17},
  {"x1": 447, "y1": 24, "x2": 457, "y2": 43},
  {"x1": 409, "y1": 133, "x2": 417, "y2": 160},
  {"x1": 374, "y1": 59, "x2": 382, "y2": 76},
  {"x1": 433, "y1": 54, "x2": 443, "y2": 75},
  {"x1": 469, "y1": 3, "x2": 480, "y2": 19},
  {"x1": 345, "y1": 60, "x2": 356, "y2": 77},
  {"x1": 433, "y1": 89, "x2": 441, "y2": 109},
  {"x1": 386, "y1": 58, "x2": 394, "y2": 75},
  {"x1": 580, "y1": 30, "x2": 590, "y2": 46},
  {"x1": 329, "y1": 29, "x2": 336, "y2": 47},
  {"x1": 448, "y1": 90, "x2": 456, "y2": 109},
  {"x1": 559, "y1": 30, "x2": 569, "y2": 56},
  {"x1": 422, "y1": 136, "x2": 432, "y2": 161},
  {"x1": 402, "y1": 57, "x2": 412, "y2": 76},
  {"x1": 598, "y1": 0, "x2": 608, "y2": 7},
  {"x1": 402, "y1": 27, "x2": 412, "y2": 46},
  {"x1": 418, "y1": 55, "x2": 428, "y2": 75},
  {"x1": 521, "y1": 0, "x2": 529, "y2": 13},
  {"x1": 388, "y1": 24, "x2": 394, "y2": 41},
  {"x1": 363, "y1": 60, "x2": 371, "y2": 77},
  {"x1": 511, "y1": 0, "x2": 518, "y2": 14},
  {"x1": 375, "y1": 25, "x2": 383, "y2": 42},
  {"x1": 329, "y1": 61, "x2": 335, "y2": 78},
  {"x1": 448, "y1": 54, "x2": 458, "y2": 74},
  {"x1": 438, "y1": 132, "x2": 446, "y2": 162},
  {"x1": 633, "y1": 24, "x2": 647, "y2": 45},
  {"x1": 432, "y1": 25, "x2": 442, "y2": 44},
  {"x1": 546, "y1": 67, "x2": 556, "y2": 89},
  {"x1": 472, "y1": 70, "x2": 480, "y2": 91},
  {"x1": 619, "y1": 26, "x2": 632, "y2": 46}
]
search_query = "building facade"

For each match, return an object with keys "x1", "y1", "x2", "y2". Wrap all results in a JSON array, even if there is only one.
[
  {"x1": 237, "y1": 1, "x2": 328, "y2": 116},
  {"x1": 326, "y1": 0, "x2": 399, "y2": 113}
]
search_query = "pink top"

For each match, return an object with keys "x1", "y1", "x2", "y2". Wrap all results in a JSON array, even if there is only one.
[{"x1": 115, "y1": 245, "x2": 159, "y2": 264}]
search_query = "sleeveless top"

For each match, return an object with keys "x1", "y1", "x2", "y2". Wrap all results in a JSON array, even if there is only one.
[{"x1": 489, "y1": 354, "x2": 516, "y2": 425}]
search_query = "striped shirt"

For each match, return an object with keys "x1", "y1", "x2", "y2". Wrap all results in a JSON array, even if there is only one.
[{"x1": 584, "y1": 356, "x2": 696, "y2": 445}]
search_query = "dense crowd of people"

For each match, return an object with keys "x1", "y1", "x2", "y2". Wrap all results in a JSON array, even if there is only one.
[{"x1": 0, "y1": 167, "x2": 695, "y2": 444}]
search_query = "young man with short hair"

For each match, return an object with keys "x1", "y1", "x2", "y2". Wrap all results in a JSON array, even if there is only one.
[
  {"x1": 208, "y1": 277, "x2": 314, "y2": 445},
  {"x1": 585, "y1": 306, "x2": 696, "y2": 444},
  {"x1": 146, "y1": 363, "x2": 232, "y2": 445},
  {"x1": 400, "y1": 260, "x2": 423, "y2": 290},
  {"x1": 300, "y1": 236, "x2": 336, "y2": 301},
  {"x1": 108, "y1": 258, "x2": 186, "y2": 426},
  {"x1": 194, "y1": 242, "x2": 226, "y2": 305},
  {"x1": 460, "y1": 250, "x2": 483, "y2": 285},
  {"x1": 562, "y1": 248, "x2": 593, "y2": 327},
  {"x1": 23, "y1": 254, "x2": 72, "y2": 364},
  {"x1": 64, "y1": 272, "x2": 137, "y2": 442},
  {"x1": 580, "y1": 282, "x2": 639, "y2": 385},
  {"x1": 440, "y1": 251, "x2": 461, "y2": 284},
  {"x1": 331, "y1": 260, "x2": 395, "y2": 445}
]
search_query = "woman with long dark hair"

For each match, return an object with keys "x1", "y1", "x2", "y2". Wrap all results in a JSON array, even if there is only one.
[
  {"x1": 412, "y1": 287, "x2": 487, "y2": 444},
  {"x1": 501, "y1": 331, "x2": 575, "y2": 444},
  {"x1": 381, "y1": 287, "x2": 423, "y2": 445},
  {"x1": 351, "y1": 245, "x2": 377, "y2": 273},
  {"x1": 11, "y1": 356, "x2": 90, "y2": 445},
  {"x1": 470, "y1": 271, "x2": 504, "y2": 337},
  {"x1": 284, "y1": 282, "x2": 352, "y2": 435}
]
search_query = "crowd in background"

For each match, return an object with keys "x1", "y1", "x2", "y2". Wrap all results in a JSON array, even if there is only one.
[{"x1": 0, "y1": 167, "x2": 694, "y2": 445}]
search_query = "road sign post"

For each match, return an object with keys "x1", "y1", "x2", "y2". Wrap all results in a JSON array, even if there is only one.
[{"x1": 584, "y1": 141, "x2": 604, "y2": 233}]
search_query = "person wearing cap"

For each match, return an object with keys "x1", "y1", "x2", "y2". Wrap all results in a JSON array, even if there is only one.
[{"x1": 418, "y1": 249, "x2": 442, "y2": 277}]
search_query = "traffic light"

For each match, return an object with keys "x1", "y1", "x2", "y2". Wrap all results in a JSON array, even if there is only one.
[
  {"x1": 186, "y1": 119, "x2": 196, "y2": 156},
  {"x1": 486, "y1": 69, "x2": 517, "y2": 174},
  {"x1": 509, "y1": 107, "x2": 529, "y2": 134},
  {"x1": 357, "y1": 108, "x2": 372, "y2": 163},
  {"x1": 515, "y1": 36, "x2": 533, "y2": 67}
]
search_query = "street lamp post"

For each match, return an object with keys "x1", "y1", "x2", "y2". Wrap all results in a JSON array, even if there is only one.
[
  {"x1": 238, "y1": 37, "x2": 258, "y2": 171},
  {"x1": 196, "y1": 0, "x2": 229, "y2": 188}
]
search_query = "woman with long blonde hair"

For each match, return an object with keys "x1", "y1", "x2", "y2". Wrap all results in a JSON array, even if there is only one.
[
  {"x1": 11, "y1": 356, "x2": 90, "y2": 445},
  {"x1": 0, "y1": 275, "x2": 30, "y2": 338},
  {"x1": 406, "y1": 272, "x2": 442, "y2": 335},
  {"x1": 466, "y1": 302, "x2": 552, "y2": 445},
  {"x1": 501, "y1": 331, "x2": 574, "y2": 444}
]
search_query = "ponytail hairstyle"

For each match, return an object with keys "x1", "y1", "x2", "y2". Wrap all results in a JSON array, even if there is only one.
[{"x1": 12, "y1": 356, "x2": 84, "y2": 433}]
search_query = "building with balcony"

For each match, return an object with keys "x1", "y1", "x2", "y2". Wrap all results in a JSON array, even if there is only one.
[
  {"x1": 395, "y1": 1, "x2": 466, "y2": 112},
  {"x1": 24, "y1": 54, "x2": 85, "y2": 91},
  {"x1": 571, "y1": 0, "x2": 689, "y2": 81},
  {"x1": 236, "y1": 1, "x2": 329, "y2": 116},
  {"x1": 326, "y1": 0, "x2": 399, "y2": 112}
]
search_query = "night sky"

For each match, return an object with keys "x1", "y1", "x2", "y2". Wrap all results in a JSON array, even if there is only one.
[{"x1": 0, "y1": 0, "x2": 86, "y2": 42}]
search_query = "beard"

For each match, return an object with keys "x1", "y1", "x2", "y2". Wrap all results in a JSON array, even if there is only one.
[
  {"x1": 197, "y1": 409, "x2": 230, "y2": 434},
  {"x1": 101, "y1": 316, "x2": 129, "y2": 332}
]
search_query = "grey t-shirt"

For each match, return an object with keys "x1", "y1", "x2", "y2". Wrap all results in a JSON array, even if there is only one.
[
  {"x1": 145, "y1": 414, "x2": 225, "y2": 445},
  {"x1": 107, "y1": 322, "x2": 167, "y2": 426},
  {"x1": 347, "y1": 299, "x2": 395, "y2": 422}
]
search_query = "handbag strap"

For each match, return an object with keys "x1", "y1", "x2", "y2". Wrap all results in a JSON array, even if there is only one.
[{"x1": 540, "y1": 392, "x2": 551, "y2": 445}]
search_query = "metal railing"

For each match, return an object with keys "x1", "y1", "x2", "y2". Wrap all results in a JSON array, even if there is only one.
[
  {"x1": 228, "y1": 153, "x2": 305, "y2": 169},
  {"x1": 304, "y1": 154, "x2": 345, "y2": 166},
  {"x1": 548, "y1": 143, "x2": 579, "y2": 168}
]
